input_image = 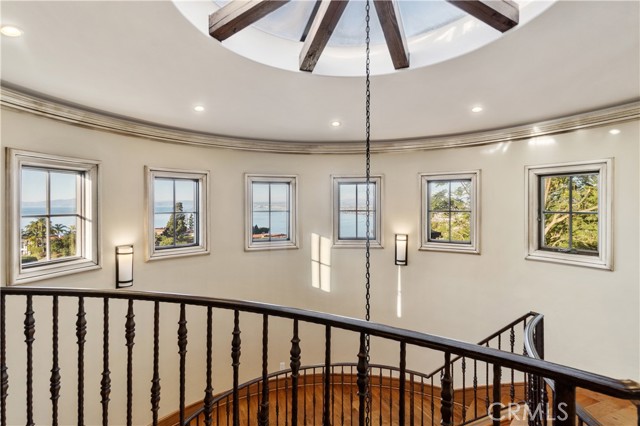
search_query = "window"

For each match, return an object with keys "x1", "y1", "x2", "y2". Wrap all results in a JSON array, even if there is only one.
[
  {"x1": 420, "y1": 171, "x2": 480, "y2": 253},
  {"x1": 332, "y1": 176, "x2": 382, "y2": 247},
  {"x1": 526, "y1": 160, "x2": 612, "y2": 270},
  {"x1": 7, "y1": 149, "x2": 100, "y2": 284},
  {"x1": 245, "y1": 174, "x2": 297, "y2": 250},
  {"x1": 146, "y1": 167, "x2": 209, "y2": 260}
]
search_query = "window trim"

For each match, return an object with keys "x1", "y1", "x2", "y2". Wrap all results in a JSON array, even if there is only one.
[
  {"x1": 419, "y1": 170, "x2": 481, "y2": 254},
  {"x1": 245, "y1": 174, "x2": 298, "y2": 251},
  {"x1": 6, "y1": 149, "x2": 101, "y2": 285},
  {"x1": 525, "y1": 159, "x2": 613, "y2": 270},
  {"x1": 145, "y1": 166, "x2": 210, "y2": 261},
  {"x1": 331, "y1": 175, "x2": 383, "y2": 248}
]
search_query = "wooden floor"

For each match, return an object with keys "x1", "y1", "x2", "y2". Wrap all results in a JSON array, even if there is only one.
[
  {"x1": 577, "y1": 388, "x2": 638, "y2": 426},
  {"x1": 161, "y1": 379, "x2": 637, "y2": 426}
]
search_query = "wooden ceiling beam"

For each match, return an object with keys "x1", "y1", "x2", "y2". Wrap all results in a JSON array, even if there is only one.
[
  {"x1": 374, "y1": 0, "x2": 409, "y2": 69},
  {"x1": 299, "y1": 0, "x2": 349, "y2": 72},
  {"x1": 447, "y1": 0, "x2": 519, "y2": 32},
  {"x1": 209, "y1": 0, "x2": 290, "y2": 42}
]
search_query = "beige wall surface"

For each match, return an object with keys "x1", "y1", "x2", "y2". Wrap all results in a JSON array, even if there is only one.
[{"x1": 1, "y1": 108, "x2": 638, "y2": 425}]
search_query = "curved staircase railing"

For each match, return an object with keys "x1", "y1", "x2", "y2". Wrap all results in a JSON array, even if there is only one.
[
  {"x1": 183, "y1": 312, "x2": 536, "y2": 426},
  {"x1": 523, "y1": 314, "x2": 604, "y2": 426},
  {"x1": 1, "y1": 287, "x2": 639, "y2": 426},
  {"x1": 183, "y1": 363, "x2": 470, "y2": 426}
]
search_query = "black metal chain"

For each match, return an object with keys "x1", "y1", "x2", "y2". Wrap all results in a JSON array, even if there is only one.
[{"x1": 364, "y1": 0, "x2": 372, "y2": 425}]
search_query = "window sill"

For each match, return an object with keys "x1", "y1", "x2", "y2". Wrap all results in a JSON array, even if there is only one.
[
  {"x1": 333, "y1": 240, "x2": 383, "y2": 249},
  {"x1": 148, "y1": 246, "x2": 209, "y2": 261},
  {"x1": 246, "y1": 241, "x2": 298, "y2": 251},
  {"x1": 525, "y1": 250, "x2": 612, "y2": 270},
  {"x1": 420, "y1": 242, "x2": 479, "y2": 254},
  {"x1": 10, "y1": 260, "x2": 101, "y2": 285}
]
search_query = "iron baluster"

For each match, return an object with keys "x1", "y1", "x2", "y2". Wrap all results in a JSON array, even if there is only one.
[
  {"x1": 231, "y1": 310, "x2": 241, "y2": 426},
  {"x1": 379, "y1": 368, "x2": 383, "y2": 426},
  {"x1": 440, "y1": 352, "x2": 453, "y2": 426},
  {"x1": 357, "y1": 332, "x2": 369, "y2": 426},
  {"x1": 323, "y1": 326, "x2": 331, "y2": 426},
  {"x1": 25, "y1": 295, "x2": 35, "y2": 426},
  {"x1": 76, "y1": 297, "x2": 86, "y2": 426},
  {"x1": 204, "y1": 307, "x2": 214, "y2": 426},
  {"x1": 430, "y1": 376, "x2": 434, "y2": 426},
  {"x1": 410, "y1": 373, "x2": 415, "y2": 426},
  {"x1": 285, "y1": 373, "x2": 289, "y2": 426},
  {"x1": 290, "y1": 319, "x2": 301, "y2": 426},
  {"x1": 492, "y1": 364, "x2": 501, "y2": 426},
  {"x1": 101, "y1": 298, "x2": 111, "y2": 426},
  {"x1": 259, "y1": 314, "x2": 269, "y2": 426},
  {"x1": 462, "y1": 356, "x2": 467, "y2": 422},
  {"x1": 150, "y1": 301, "x2": 161, "y2": 426},
  {"x1": 125, "y1": 300, "x2": 135, "y2": 426},
  {"x1": 485, "y1": 343, "x2": 490, "y2": 413},
  {"x1": 420, "y1": 377, "x2": 424, "y2": 426},
  {"x1": 51, "y1": 296, "x2": 61, "y2": 426},
  {"x1": 510, "y1": 326, "x2": 515, "y2": 404},
  {"x1": 473, "y1": 359, "x2": 478, "y2": 419},
  {"x1": 399, "y1": 342, "x2": 406, "y2": 425},
  {"x1": 276, "y1": 375, "x2": 280, "y2": 425},
  {"x1": 178, "y1": 303, "x2": 188, "y2": 425}
]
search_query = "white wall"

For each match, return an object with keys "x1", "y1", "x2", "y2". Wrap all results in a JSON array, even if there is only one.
[{"x1": 1, "y1": 108, "x2": 638, "y2": 425}]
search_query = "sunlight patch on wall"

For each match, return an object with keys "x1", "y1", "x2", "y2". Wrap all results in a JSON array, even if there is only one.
[{"x1": 311, "y1": 233, "x2": 331, "y2": 292}]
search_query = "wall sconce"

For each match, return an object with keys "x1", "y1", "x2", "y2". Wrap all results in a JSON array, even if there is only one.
[
  {"x1": 116, "y1": 245, "x2": 134, "y2": 288},
  {"x1": 395, "y1": 234, "x2": 408, "y2": 266}
]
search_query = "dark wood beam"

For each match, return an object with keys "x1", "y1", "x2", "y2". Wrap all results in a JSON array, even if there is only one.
[
  {"x1": 447, "y1": 0, "x2": 519, "y2": 32},
  {"x1": 299, "y1": 0, "x2": 349, "y2": 72},
  {"x1": 374, "y1": 0, "x2": 409, "y2": 69},
  {"x1": 209, "y1": 0, "x2": 290, "y2": 42}
]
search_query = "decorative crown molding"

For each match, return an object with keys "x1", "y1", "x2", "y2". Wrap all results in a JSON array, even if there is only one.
[{"x1": 2, "y1": 84, "x2": 638, "y2": 155}]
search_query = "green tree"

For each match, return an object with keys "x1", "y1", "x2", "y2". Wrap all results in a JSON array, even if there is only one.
[
  {"x1": 157, "y1": 202, "x2": 188, "y2": 246},
  {"x1": 22, "y1": 218, "x2": 47, "y2": 262},
  {"x1": 543, "y1": 174, "x2": 598, "y2": 251}
]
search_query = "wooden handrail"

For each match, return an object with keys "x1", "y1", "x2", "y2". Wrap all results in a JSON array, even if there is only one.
[{"x1": 3, "y1": 286, "x2": 639, "y2": 402}]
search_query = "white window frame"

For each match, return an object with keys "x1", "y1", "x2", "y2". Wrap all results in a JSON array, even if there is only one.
[
  {"x1": 331, "y1": 175, "x2": 383, "y2": 248},
  {"x1": 145, "y1": 167, "x2": 210, "y2": 261},
  {"x1": 6, "y1": 149, "x2": 101, "y2": 285},
  {"x1": 525, "y1": 159, "x2": 612, "y2": 270},
  {"x1": 245, "y1": 174, "x2": 298, "y2": 251},
  {"x1": 420, "y1": 170, "x2": 481, "y2": 254}
]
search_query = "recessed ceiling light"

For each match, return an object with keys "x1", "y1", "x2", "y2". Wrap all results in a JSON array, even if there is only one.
[
  {"x1": 193, "y1": 105, "x2": 205, "y2": 112},
  {"x1": 471, "y1": 106, "x2": 483, "y2": 113},
  {"x1": 609, "y1": 129, "x2": 621, "y2": 135},
  {"x1": 0, "y1": 25, "x2": 23, "y2": 37},
  {"x1": 331, "y1": 120, "x2": 341, "y2": 127}
]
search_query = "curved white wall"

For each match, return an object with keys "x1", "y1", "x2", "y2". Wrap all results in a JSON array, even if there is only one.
[{"x1": 1, "y1": 108, "x2": 638, "y2": 425}]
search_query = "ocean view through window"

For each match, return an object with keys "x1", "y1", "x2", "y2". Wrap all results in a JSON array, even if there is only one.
[
  {"x1": 7, "y1": 149, "x2": 100, "y2": 284},
  {"x1": 145, "y1": 167, "x2": 209, "y2": 260},
  {"x1": 246, "y1": 174, "x2": 298, "y2": 250},
  {"x1": 332, "y1": 175, "x2": 382, "y2": 247}
]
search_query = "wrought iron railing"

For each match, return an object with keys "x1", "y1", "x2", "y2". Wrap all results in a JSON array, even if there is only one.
[
  {"x1": 1, "y1": 287, "x2": 639, "y2": 426},
  {"x1": 184, "y1": 312, "x2": 536, "y2": 426}
]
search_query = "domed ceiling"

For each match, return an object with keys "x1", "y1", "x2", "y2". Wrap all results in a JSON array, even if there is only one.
[{"x1": 0, "y1": 1, "x2": 638, "y2": 143}]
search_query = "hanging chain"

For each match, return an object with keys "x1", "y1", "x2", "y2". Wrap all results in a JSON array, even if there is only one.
[{"x1": 364, "y1": 0, "x2": 372, "y2": 425}]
